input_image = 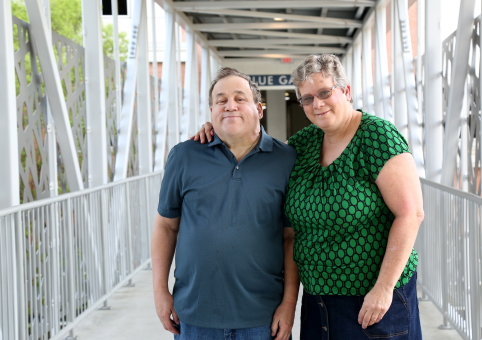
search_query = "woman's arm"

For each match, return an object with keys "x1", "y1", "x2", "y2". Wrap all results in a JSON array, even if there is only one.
[{"x1": 358, "y1": 152, "x2": 424, "y2": 329}]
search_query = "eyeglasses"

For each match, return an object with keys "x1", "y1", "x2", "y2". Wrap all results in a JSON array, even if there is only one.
[{"x1": 298, "y1": 85, "x2": 338, "y2": 106}]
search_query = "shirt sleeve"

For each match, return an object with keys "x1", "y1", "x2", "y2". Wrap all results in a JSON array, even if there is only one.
[
  {"x1": 362, "y1": 118, "x2": 411, "y2": 181},
  {"x1": 157, "y1": 145, "x2": 183, "y2": 218}
]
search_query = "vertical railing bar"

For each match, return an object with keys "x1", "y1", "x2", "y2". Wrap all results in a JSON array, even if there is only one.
[
  {"x1": 125, "y1": 182, "x2": 135, "y2": 286},
  {"x1": 145, "y1": 177, "x2": 152, "y2": 268},
  {"x1": 65, "y1": 198, "x2": 76, "y2": 339},
  {"x1": 100, "y1": 189, "x2": 111, "y2": 309},
  {"x1": 15, "y1": 211, "x2": 26, "y2": 340}
]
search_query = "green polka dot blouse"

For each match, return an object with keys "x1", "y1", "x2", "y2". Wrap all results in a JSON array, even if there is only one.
[{"x1": 285, "y1": 111, "x2": 418, "y2": 296}]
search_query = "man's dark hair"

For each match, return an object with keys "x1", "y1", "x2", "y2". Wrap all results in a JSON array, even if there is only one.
[{"x1": 208, "y1": 67, "x2": 262, "y2": 106}]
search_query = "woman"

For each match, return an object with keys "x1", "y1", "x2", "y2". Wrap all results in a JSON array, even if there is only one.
[{"x1": 196, "y1": 54, "x2": 424, "y2": 339}]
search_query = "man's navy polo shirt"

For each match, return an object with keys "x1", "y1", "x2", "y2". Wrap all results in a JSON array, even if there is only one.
[{"x1": 157, "y1": 126, "x2": 296, "y2": 329}]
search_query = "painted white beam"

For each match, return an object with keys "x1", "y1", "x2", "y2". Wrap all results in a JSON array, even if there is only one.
[
  {"x1": 181, "y1": 28, "x2": 200, "y2": 141},
  {"x1": 361, "y1": 25, "x2": 374, "y2": 115},
  {"x1": 396, "y1": 0, "x2": 425, "y2": 177},
  {"x1": 351, "y1": 38, "x2": 363, "y2": 110},
  {"x1": 174, "y1": 1, "x2": 376, "y2": 10},
  {"x1": 39, "y1": 0, "x2": 58, "y2": 198},
  {"x1": 374, "y1": 3, "x2": 392, "y2": 121},
  {"x1": 24, "y1": 0, "x2": 84, "y2": 191},
  {"x1": 217, "y1": 48, "x2": 346, "y2": 57},
  {"x1": 424, "y1": 0, "x2": 443, "y2": 182},
  {"x1": 208, "y1": 38, "x2": 352, "y2": 46},
  {"x1": 155, "y1": 0, "x2": 221, "y2": 60},
  {"x1": 199, "y1": 44, "x2": 212, "y2": 127},
  {"x1": 182, "y1": 8, "x2": 363, "y2": 26},
  {"x1": 441, "y1": 0, "x2": 476, "y2": 186},
  {"x1": 0, "y1": 0, "x2": 20, "y2": 208},
  {"x1": 220, "y1": 45, "x2": 346, "y2": 53},
  {"x1": 111, "y1": 0, "x2": 123, "y2": 124},
  {"x1": 193, "y1": 21, "x2": 362, "y2": 31},
  {"x1": 113, "y1": 0, "x2": 143, "y2": 180},
  {"x1": 137, "y1": 0, "x2": 153, "y2": 175},
  {"x1": 154, "y1": 9, "x2": 180, "y2": 171},
  {"x1": 82, "y1": 0, "x2": 108, "y2": 187},
  {"x1": 206, "y1": 29, "x2": 353, "y2": 43},
  {"x1": 391, "y1": 0, "x2": 408, "y2": 138}
]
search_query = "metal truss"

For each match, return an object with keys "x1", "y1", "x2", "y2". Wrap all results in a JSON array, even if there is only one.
[
  {"x1": 82, "y1": 0, "x2": 108, "y2": 187},
  {"x1": 181, "y1": 27, "x2": 200, "y2": 141},
  {"x1": 423, "y1": 0, "x2": 444, "y2": 182},
  {"x1": 0, "y1": 0, "x2": 20, "y2": 209},
  {"x1": 361, "y1": 25, "x2": 375, "y2": 115},
  {"x1": 24, "y1": 0, "x2": 84, "y2": 191},
  {"x1": 395, "y1": 0, "x2": 425, "y2": 177},
  {"x1": 374, "y1": 3, "x2": 392, "y2": 122},
  {"x1": 113, "y1": 0, "x2": 144, "y2": 180},
  {"x1": 441, "y1": 0, "x2": 477, "y2": 187}
]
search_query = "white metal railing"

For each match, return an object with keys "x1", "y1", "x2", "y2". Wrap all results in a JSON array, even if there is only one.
[
  {"x1": 416, "y1": 178, "x2": 482, "y2": 340},
  {"x1": 0, "y1": 171, "x2": 163, "y2": 340}
]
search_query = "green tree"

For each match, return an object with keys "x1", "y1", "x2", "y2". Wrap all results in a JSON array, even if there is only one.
[{"x1": 11, "y1": 0, "x2": 128, "y2": 60}]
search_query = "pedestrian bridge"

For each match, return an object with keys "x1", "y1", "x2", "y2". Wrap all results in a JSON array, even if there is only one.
[{"x1": 1, "y1": 0, "x2": 482, "y2": 339}]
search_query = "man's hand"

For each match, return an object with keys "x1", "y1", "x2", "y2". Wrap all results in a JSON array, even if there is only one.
[
  {"x1": 357, "y1": 284, "x2": 393, "y2": 329},
  {"x1": 271, "y1": 301, "x2": 295, "y2": 340},
  {"x1": 154, "y1": 290, "x2": 180, "y2": 335},
  {"x1": 190, "y1": 122, "x2": 214, "y2": 143}
]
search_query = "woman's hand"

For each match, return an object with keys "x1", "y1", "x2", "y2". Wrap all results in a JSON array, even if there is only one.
[
  {"x1": 357, "y1": 283, "x2": 393, "y2": 329},
  {"x1": 190, "y1": 122, "x2": 214, "y2": 143}
]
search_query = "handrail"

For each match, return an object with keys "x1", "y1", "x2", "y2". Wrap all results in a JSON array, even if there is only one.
[
  {"x1": 416, "y1": 178, "x2": 482, "y2": 340},
  {"x1": 0, "y1": 172, "x2": 163, "y2": 340}
]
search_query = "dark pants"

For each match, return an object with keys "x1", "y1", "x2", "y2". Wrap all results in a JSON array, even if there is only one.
[{"x1": 300, "y1": 272, "x2": 422, "y2": 340}]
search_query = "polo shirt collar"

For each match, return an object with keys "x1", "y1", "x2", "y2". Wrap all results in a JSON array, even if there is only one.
[{"x1": 208, "y1": 125, "x2": 273, "y2": 152}]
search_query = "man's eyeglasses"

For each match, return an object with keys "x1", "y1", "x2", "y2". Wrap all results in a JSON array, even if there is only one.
[{"x1": 298, "y1": 85, "x2": 338, "y2": 106}]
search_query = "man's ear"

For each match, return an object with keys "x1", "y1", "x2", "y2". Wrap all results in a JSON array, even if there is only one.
[{"x1": 257, "y1": 102, "x2": 264, "y2": 119}]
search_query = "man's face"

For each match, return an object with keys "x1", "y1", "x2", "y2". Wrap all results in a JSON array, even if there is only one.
[{"x1": 210, "y1": 75, "x2": 263, "y2": 140}]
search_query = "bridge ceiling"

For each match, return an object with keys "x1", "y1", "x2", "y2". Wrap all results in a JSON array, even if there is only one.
[{"x1": 172, "y1": 0, "x2": 374, "y2": 60}]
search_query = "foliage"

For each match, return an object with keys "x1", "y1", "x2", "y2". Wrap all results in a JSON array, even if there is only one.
[{"x1": 11, "y1": 0, "x2": 128, "y2": 60}]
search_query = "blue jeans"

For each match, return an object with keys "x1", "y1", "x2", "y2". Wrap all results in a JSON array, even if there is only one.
[
  {"x1": 300, "y1": 272, "x2": 422, "y2": 340},
  {"x1": 173, "y1": 322, "x2": 292, "y2": 340}
]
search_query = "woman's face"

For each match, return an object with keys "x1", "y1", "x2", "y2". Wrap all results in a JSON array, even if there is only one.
[{"x1": 298, "y1": 73, "x2": 351, "y2": 131}]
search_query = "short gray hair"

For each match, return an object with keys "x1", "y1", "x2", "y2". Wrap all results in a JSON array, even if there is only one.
[
  {"x1": 209, "y1": 67, "x2": 262, "y2": 106},
  {"x1": 292, "y1": 54, "x2": 351, "y2": 102}
]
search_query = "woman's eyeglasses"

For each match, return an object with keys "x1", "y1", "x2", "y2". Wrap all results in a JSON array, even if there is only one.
[{"x1": 298, "y1": 85, "x2": 338, "y2": 106}]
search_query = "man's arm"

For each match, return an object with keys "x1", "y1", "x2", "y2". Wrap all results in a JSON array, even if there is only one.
[
  {"x1": 271, "y1": 227, "x2": 300, "y2": 340},
  {"x1": 151, "y1": 213, "x2": 181, "y2": 335}
]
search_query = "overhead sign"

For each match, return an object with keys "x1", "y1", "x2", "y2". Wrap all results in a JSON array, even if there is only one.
[{"x1": 249, "y1": 74, "x2": 293, "y2": 87}]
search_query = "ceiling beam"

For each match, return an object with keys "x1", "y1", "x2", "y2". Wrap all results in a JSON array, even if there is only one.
[
  {"x1": 174, "y1": 1, "x2": 376, "y2": 10},
  {"x1": 206, "y1": 29, "x2": 353, "y2": 43},
  {"x1": 218, "y1": 47, "x2": 346, "y2": 57},
  {"x1": 154, "y1": 0, "x2": 222, "y2": 59},
  {"x1": 193, "y1": 21, "x2": 362, "y2": 31},
  {"x1": 184, "y1": 9, "x2": 363, "y2": 26},
  {"x1": 208, "y1": 37, "x2": 352, "y2": 46},
  {"x1": 218, "y1": 44, "x2": 343, "y2": 51}
]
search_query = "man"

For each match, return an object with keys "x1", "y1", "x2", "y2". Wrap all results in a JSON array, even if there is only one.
[{"x1": 151, "y1": 67, "x2": 298, "y2": 340}]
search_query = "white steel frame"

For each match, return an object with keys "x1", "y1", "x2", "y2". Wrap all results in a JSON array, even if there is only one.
[
  {"x1": 82, "y1": 0, "x2": 108, "y2": 187},
  {"x1": 24, "y1": 0, "x2": 84, "y2": 191},
  {"x1": 441, "y1": 0, "x2": 477, "y2": 186},
  {"x1": 0, "y1": 0, "x2": 20, "y2": 209}
]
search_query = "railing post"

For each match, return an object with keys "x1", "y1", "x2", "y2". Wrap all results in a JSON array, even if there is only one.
[
  {"x1": 145, "y1": 177, "x2": 152, "y2": 269},
  {"x1": 125, "y1": 183, "x2": 136, "y2": 286},
  {"x1": 99, "y1": 190, "x2": 111, "y2": 309},
  {"x1": 439, "y1": 192, "x2": 452, "y2": 329},
  {"x1": 469, "y1": 201, "x2": 481, "y2": 340},
  {"x1": 15, "y1": 212, "x2": 26, "y2": 340},
  {"x1": 66, "y1": 198, "x2": 76, "y2": 338}
]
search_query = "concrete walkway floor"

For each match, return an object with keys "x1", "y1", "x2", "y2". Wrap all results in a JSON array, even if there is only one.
[{"x1": 73, "y1": 269, "x2": 463, "y2": 340}]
